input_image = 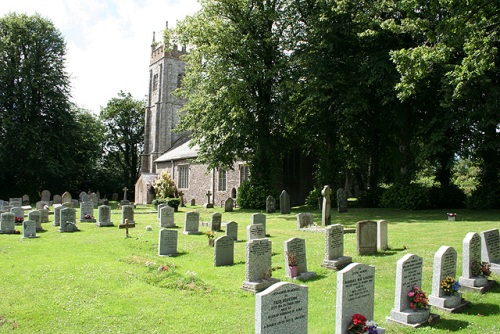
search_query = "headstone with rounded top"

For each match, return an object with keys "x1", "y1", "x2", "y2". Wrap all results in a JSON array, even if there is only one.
[{"x1": 279, "y1": 190, "x2": 290, "y2": 214}]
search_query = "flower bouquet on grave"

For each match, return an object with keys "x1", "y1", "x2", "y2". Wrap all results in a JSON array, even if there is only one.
[
  {"x1": 204, "y1": 230, "x2": 216, "y2": 246},
  {"x1": 286, "y1": 251, "x2": 299, "y2": 277},
  {"x1": 441, "y1": 276, "x2": 461, "y2": 295},
  {"x1": 84, "y1": 214, "x2": 94, "y2": 220},
  {"x1": 15, "y1": 216, "x2": 23, "y2": 224},
  {"x1": 471, "y1": 261, "x2": 491, "y2": 277},
  {"x1": 407, "y1": 285, "x2": 429, "y2": 310},
  {"x1": 348, "y1": 313, "x2": 378, "y2": 334},
  {"x1": 447, "y1": 213, "x2": 456, "y2": 221}
]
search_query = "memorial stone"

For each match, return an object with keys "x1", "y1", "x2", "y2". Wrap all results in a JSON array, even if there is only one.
[
  {"x1": 480, "y1": 229, "x2": 500, "y2": 275},
  {"x1": 41, "y1": 190, "x2": 51, "y2": 202},
  {"x1": 9, "y1": 198, "x2": 22, "y2": 207},
  {"x1": 322, "y1": 224, "x2": 352, "y2": 270},
  {"x1": 96, "y1": 205, "x2": 114, "y2": 227},
  {"x1": 22, "y1": 194, "x2": 30, "y2": 205},
  {"x1": 225, "y1": 221, "x2": 238, "y2": 241},
  {"x1": 247, "y1": 224, "x2": 265, "y2": 240},
  {"x1": 80, "y1": 201, "x2": 96, "y2": 222},
  {"x1": 28, "y1": 210, "x2": 43, "y2": 232},
  {"x1": 296, "y1": 213, "x2": 313, "y2": 229},
  {"x1": 183, "y1": 211, "x2": 202, "y2": 235},
  {"x1": 321, "y1": 185, "x2": 332, "y2": 225},
  {"x1": 0, "y1": 212, "x2": 16, "y2": 234},
  {"x1": 210, "y1": 212, "x2": 222, "y2": 231},
  {"x1": 53, "y1": 206, "x2": 63, "y2": 226},
  {"x1": 214, "y1": 235, "x2": 235, "y2": 266},
  {"x1": 157, "y1": 203, "x2": 167, "y2": 221},
  {"x1": 53, "y1": 194, "x2": 62, "y2": 205},
  {"x1": 36, "y1": 201, "x2": 46, "y2": 210},
  {"x1": 224, "y1": 198, "x2": 234, "y2": 212},
  {"x1": 22, "y1": 220, "x2": 38, "y2": 238},
  {"x1": 158, "y1": 229, "x2": 178, "y2": 256},
  {"x1": 251, "y1": 213, "x2": 266, "y2": 235},
  {"x1": 89, "y1": 193, "x2": 98, "y2": 207},
  {"x1": 357, "y1": 220, "x2": 377, "y2": 255},
  {"x1": 159, "y1": 205, "x2": 175, "y2": 228},
  {"x1": 121, "y1": 205, "x2": 134, "y2": 224},
  {"x1": 79, "y1": 192, "x2": 87, "y2": 202},
  {"x1": 377, "y1": 220, "x2": 388, "y2": 251},
  {"x1": 242, "y1": 238, "x2": 280, "y2": 292},
  {"x1": 459, "y1": 232, "x2": 492, "y2": 291},
  {"x1": 59, "y1": 207, "x2": 78, "y2": 232},
  {"x1": 279, "y1": 190, "x2": 290, "y2": 214},
  {"x1": 337, "y1": 188, "x2": 348, "y2": 213},
  {"x1": 39, "y1": 209, "x2": 49, "y2": 223},
  {"x1": 284, "y1": 237, "x2": 316, "y2": 280},
  {"x1": 112, "y1": 193, "x2": 119, "y2": 201},
  {"x1": 255, "y1": 282, "x2": 308, "y2": 334},
  {"x1": 265, "y1": 196, "x2": 275, "y2": 213},
  {"x1": 61, "y1": 191, "x2": 72, "y2": 204},
  {"x1": 10, "y1": 207, "x2": 24, "y2": 225}
]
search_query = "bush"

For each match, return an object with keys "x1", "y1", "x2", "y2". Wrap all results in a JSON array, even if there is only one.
[
  {"x1": 357, "y1": 187, "x2": 384, "y2": 208},
  {"x1": 238, "y1": 180, "x2": 277, "y2": 209},
  {"x1": 152, "y1": 170, "x2": 176, "y2": 199},
  {"x1": 467, "y1": 186, "x2": 500, "y2": 209},
  {"x1": 429, "y1": 185, "x2": 466, "y2": 209},
  {"x1": 152, "y1": 198, "x2": 181, "y2": 211},
  {"x1": 380, "y1": 183, "x2": 431, "y2": 210},
  {"x1": 305, "y1": 187, "x2": 322, "y2": 209}
]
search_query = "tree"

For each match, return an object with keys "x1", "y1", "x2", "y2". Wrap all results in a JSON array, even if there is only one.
[
  {"x1": 0, "y1": 13, "x2": 78, "y2": 198},
  {"x1": 100, "y1": 91, "x2": 144, "y2": 198}
]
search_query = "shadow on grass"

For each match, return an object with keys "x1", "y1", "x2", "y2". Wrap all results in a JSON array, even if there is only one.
[
  {"x1": 429, "y1": 318, "x2": 469, "y2": 331},
  {"x1": 464, "y1": 302, "x2": 500, "y2": 316}
]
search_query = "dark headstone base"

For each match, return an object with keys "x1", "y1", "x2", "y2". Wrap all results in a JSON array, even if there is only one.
[
  {"x1": 204, "y1": 203, "x2": 214, "y2": 208},
  {"x1": 241, "y1": 278, "x2": 280, "y2": 293}
]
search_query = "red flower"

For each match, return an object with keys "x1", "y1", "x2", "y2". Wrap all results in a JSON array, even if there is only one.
[{"x1": 352, "y1": 313, "x2": 367, "y2": 326}]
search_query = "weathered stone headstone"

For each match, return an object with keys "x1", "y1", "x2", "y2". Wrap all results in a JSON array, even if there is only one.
[
  {"x1": 388, "y1": 254, "x2": 432, "y2": 327},
  {"x1": 377, "y1": 220, "x2": 388, "y2": 251},
  {"x1": 96, "y1": 205, "x2": 114, "y2": 227},
  {"x1": 121, "y1": 205, "x2": 134, "y2": 224},
  {"x1": 225, "y1": 221, "x2": 238, "y2": 241},
  {"x1": 321, "y1": 185, "x2": 332, "y2": 225},
  {"x1": 35, "y1": 201, "x2": 47, "y2": 210},
  {"x1": 247, "y1": 224, "x2": 265, "y2": 240},
  {"x1": 121, "y1": 187, "x2": 129, "y2": 205},
  {"x1": 158, "y1": 229, "x2": 178, "y2": 256},
  {"x1": 428, "y1": 246, "x2": 468, "y2": 311},
  {"x1": 459, "y1": 232, "x2": 493, "y2": 292},
  {"x1": 9, "y1": 198, "x2": 22, "y2": 207},
  {"x1": 190, "y1": 198, "x2": 195, "y2": 206},
  {"x1": 255, "y1": 282, "x2": 308, "y2": 334},
  {"x1": 210, "y1": 212, "x2": 222, "y2": 231},
  {"x1": 265, "y1": 196, "x2": 275, "y2": 213},
  {"x1": 296, "y1": 213, "x2": 313, "y2": 229},
  {"x1": 322, "y1": 224, "x2": 352, "y2": 270},
  {"x1": 336, "y1": 263, "x2": 384, "y2": 334},
  {"x1": 204, "y1": 190, "x2": 214, "y2": 208},
  {"x1": 337, "y1": 188, "x2": 348, "y2": 213},
  {"x1": 79, "y1": 191, "x2": 87, "y2": 202},
  {"x1": 10, "y1": 207, "x2": 24, "y2": 225},
  {"x1": 59, "y1": 207, "x2": 78, "y2": 232},
  {"x1": 357, "y1": 220, "x2": 377, "y2": 255},
  {"x1": 224, "y1": 198, "x2": 234, "y2": 212},
  {"x1": 480, "y1": 228, "x2": 500, "y2": 275},
  {"x1": 53, "y1": 194, "x2": 62, "y2": 205},
  {"x1": 183, "y1": 211, "x2": 202, "y2": 235},
  {"x1": 242, "y1": 238, "x2": 280, "y2": 292},
  {"x1": 284, "y1": 237, "x2": 316, "y2": 281},
  {"x1": 28, "y1": 210, "x2": 43, "y2": 232},
  {"x1": 159, "y1": 205, "x2": 175, "y2": 228},
  {"x1": 214, "y1": 235, "x2": 235, "y2": 266},
  {"x1": 22, "y1": 194, "x2": 30, "y2": 205},
  {"x1": 80, "y1": 201, "x2": 96, "y2": 222},
  {"x1": 41, "y1": 190, "x2": 51, "y2": 202},
  {"x1": 61, "y1": 191, "x2": 72, "y2": 204},
  {"x1": 22, "y1": 220, "x2": 39, "y2": 238},
  {"x1": 89, "y1": 192, "x2": 98, "y2": 207},
  {"x1": 39, "y1": 208, "x2": 49, "y2": 223},
  {"x1": 252, "y1": 213, "x2": 266, "y2": 236},
  {"x1": 0, "y1": 212, "x2": 16, "y2": 234},
  {"x1": 112, "y1": 193, "x2": 119, "y2": 201},
  {"x1": 279, "y1": 190, "x2": 290, "y2": 214},
  {"x1": 53, "y1": 206, "x2": 63, "y2": 226},
  {"x1": 157, "y1": 203, "x2": 167, "y2": 221}
]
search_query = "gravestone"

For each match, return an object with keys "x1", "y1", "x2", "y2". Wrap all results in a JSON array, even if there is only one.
[
  {"x1": 22, "y1": 194, "x2": 30, "y2": 205},
  {"x1": 225, "y1": 221, "x2": 238, "y2": 241},
  {"x1": 357, "y1": 220, "x2": 377, "y2": 255},
  {"x1": 322, "y1": 224, "x2": 352, "y2": 270},
  {"x1": 480, "y1": 229, "x2": 500, "y2": 275},
  {"x1": 28, "y1": 210, "x2": 43, "y2": 232},
  {"x1": 156, "y1": 203, "x2": 167, "y2": 221},
  {"x1": 22, "y1": 220, "x2": 39, "y2": 238},
  {"x1": 214, "y1": 235, "x2": 235, "y2": 266},
  {"x1": 159, "y1": 205, "x2": 175, "y2": 228},
  {"x1": 190, "y1": 198, "x2": 195, "y2": 206},
  {"x1": 284, "y1": 237, "x2": 316, "y2": 281},
  {"x1": 255, "y1": 282, "x2": 308, "y2": 334},
  {"x1": 279, "y1": 190, "x2": 290, "y2": 214},
  {"x1": 242, "y1": 238, "x2": 280, "y2": 292},
  {"x1": 96, "y1": 205, "x2": 114, "y2": 227},
  {"x1": 321, "y1": 185, "x2": 332, "y2": 225},
  {"x1": 0, "y1": 212, "x2": 16, "y2": 234},
  {"x1": 337, "y1": 188, "x2": 348, "y2": 213},
  {"x1": 204, "y1": 190, "x2": 214, "y2": 208},
  {"x1": 59, "y1": 207, "x2": 79, "y2": 232},
  {"x1": 36, "y1": 201, "x2": 47, "y2": 210},
  {"x1": 10, "y1": 207, "x2": 24, "y2": 225},
  {"x1": 89, "y1": 193, "x2": 98, "y2": 207},
  {"x1": 121, "y1": 205, "x2": 135, "y2": 224},
  {"x1": 459, "y1": 232, "x2": 493, "y2": 293},
  {"x1": 53, "y1": 194, "x2": 62, "y2": 205},
  {"x1": 9, "y1": 198, "x2": 22, "y2": 207},
  {"x1": 388, "y1": 254, "x2": 433, "y2": 327},
  {"x1": 39, "y1": 209, "x2": 49, "y2": 223},
  {"x1": 112, "y1": 193, "x2": 119, "y2": 201},
  {"x1": 119, "y1": 218, "x2": 135, "y2": 237},
  {"x1": 336, "y1": 263, "x2": 384, "y2": 334},
  {"x1": 224, "y1": 197, "x2": 234, "y2": 212},
  {"x1": 296, "y1": 213, "x2": 313, "y2": 229},
  {"x1": 247, "y1": 224, "x2": 265, "y2": 240},
  {"x1": 377, "y1": 220, "x2": 388, "y2": 251},
  {"x1": 265, "y1": 196, "x2": 275, "y2": 213},
  {"x1": 41, "y1": 190, "x2": 51, "y2": 202},
  {"x1": 252, "y1": 213, "x2": 266, "y2": 236},
  {"x1": 210, "y1": 212, "x2": 222, "y2": 231},
  {"x1": 61, "y1": 191, "x2": 72, "y2": 204},
  {"x1": 80, "y1": 201, "x2": 96, "y2": 222},
  {"x1": 428, "y1": 246, "x2": 468, "y2": 311},
  {"x1": 158, "y1": 229, "x2": 178, "y2": 256},
  {"x1": 80, "y1": 193, "x2": 90, "y2": 203},
  {"x1": 121, "y1": 187, "x2": 130, "y2": 205},
  {"x1": 183, "y1": 211, "x2": 202, "y2": 235},
  {"x1": 53, "y1": 206, "x2": 63, "y2": 226},
  {"x1": 79, "y1": 192, "x2": 87, "y2": 202}
]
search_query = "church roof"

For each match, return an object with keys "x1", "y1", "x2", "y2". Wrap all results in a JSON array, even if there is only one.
[{"x1": 155, "y1": 139, "x2": 199, "y2": 162}]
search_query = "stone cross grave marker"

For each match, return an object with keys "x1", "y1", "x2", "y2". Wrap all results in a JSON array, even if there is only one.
[
  {"x1": 119, "y1": 218, "x2": 136, "y2": 237},
  {"x1": 296, "y1": 213, "x2": 313, "y2": 229},
  {"x1": 184, "y1": 211, "x2": 202, "y2": 235},
  {"x1": 96, "y1": 205, "x2": 113, "y2": 227},
  {"x1": 159, "y1": 205, "x2": 175, "y2": 228},
  {"x1": 247, "y1": 224, "x2": 265, "y2": 240},
  {"x1": 266, "y1": 195, "x2": 275, "y2": 213},
  {"x1": 204, "y1": 190, "x2": 214, "y2": 208},
  {"x1": 242, "y1": 238, "x2": 280, "y2": 292},
  {"x1": 252, "y1": 213, "x2": 266, "y2": 236},
  {"x1": 322, "y1": 224, "x2": 352, "y2": 270},
  {"x1": 321, "y1": 185, "x2": 332, "y2": 225},
  {"x1": 214, "y1": 235, "x2": 235, "y2": 266},
  {"x1": 255, "y1": 282, "x2": 308, "y2": 334},
  {"x1": 210, "y1": 212, "x2": 222, "y2": 231},
  {"x1": 279, "y1": 190, "x2": 290, "y2": 214},
  {"x1": 224, "y1": 197, "x2": 234, "y2": 212},
  {"x1": 357, "y1": 220, "x2": 377, "y2": 255},
  {"x1": 337, "y1": 188, "x2": 348, "y2": 213},
  {"x1": 377, "y1": 220, "x2": 388, "y2": 251},
  {"x1": 480, "y1": 229, "x2": 500, "y2": 275},
  {"x1": 122, "y1": 187, "x2": 128, "y2": 201},
  {"x1": 225, "y1": 221, "x2": 238, "y2": 241},
  {"x1": 158, "y1": 229, "x2": 178, "y2": 256}
]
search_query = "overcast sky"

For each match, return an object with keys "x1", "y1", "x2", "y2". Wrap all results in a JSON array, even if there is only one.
[{"x1": 0, "y1": 0, "x2": 200, "y2": 114}]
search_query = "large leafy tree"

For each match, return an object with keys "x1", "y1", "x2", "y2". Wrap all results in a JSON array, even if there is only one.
[
  {"x1": 100, "y1": 91, "x2": 144, "y2": 198},
  {"x1": 0, "y1": 13, "x2": 82, "y2": 198}
]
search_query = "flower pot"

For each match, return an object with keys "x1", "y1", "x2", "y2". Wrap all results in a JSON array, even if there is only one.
[
  {"x1": 208, "y1": 239, "x2": 214, "y2": 247},
  {"x1": 289, "y1": 265, "x2": 299, "y2": 278},
  {"x1": 474, "y1": 276, "x2": 488, "y2": 287},
  {"x1": 444, "y1": 293, "x2": 462, "y2": 308}
]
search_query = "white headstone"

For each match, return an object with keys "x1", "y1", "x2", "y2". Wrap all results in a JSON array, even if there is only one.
[
  {"x1": 22, "y1": 220, "x2": 39, "y2": 238},
  {"x1": 480, "y1": 229, "x2": 500, "y2": 275},
  {"x1": 428, "y1": 246, "x2": 464, "y2": 309},
  {"x1": 252, "y1": 213, "x2": 266, "y2": 235},
  {"x1": 377, "y1": 220, "x2": 388, "y2": 251},
  {"x1": 159, "y1": 205, "x2": 175, "y2": 228},
  {"x1": 247, "y1": 224, "x2": 265, "y2": 240},
  {"x1": 96, "y1": 205, "x2": 113, "y2": 227}
]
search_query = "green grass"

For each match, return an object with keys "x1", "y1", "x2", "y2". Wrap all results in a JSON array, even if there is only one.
[{"x1": 0, "y1": 206, "x2": 499, "y2": 333}]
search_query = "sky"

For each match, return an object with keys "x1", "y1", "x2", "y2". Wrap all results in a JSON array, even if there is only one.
[{"x1": 0, "y1": 0, "x2": 200, "y2": 114}]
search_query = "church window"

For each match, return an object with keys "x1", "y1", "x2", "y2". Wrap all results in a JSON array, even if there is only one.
[
  {"x1": 153, "y1": 73, "x2": 159, "y2": 91},
  {"x1": 177, "y1": 73, "x2": 184, "y2": 88},
  {"x1": 218, "y1": 168, "x2": 227, "y2": 191},
  {"x1": 178, "y1": 165, "x2": 189, "y2": 189},
  {"x1": 240, "y1": 165, "x2": 250, "y2": 184}
]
